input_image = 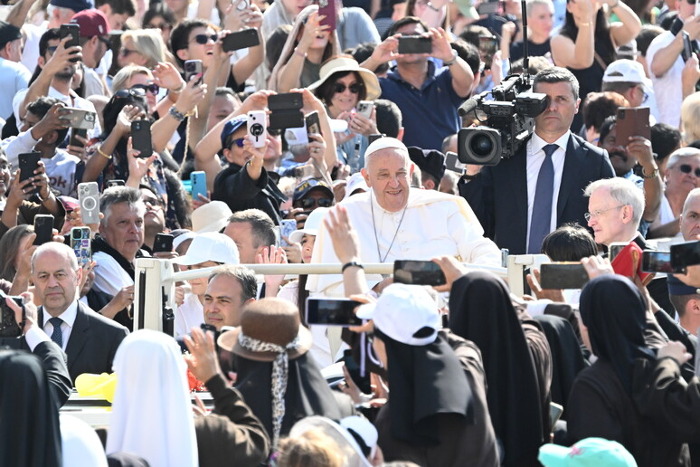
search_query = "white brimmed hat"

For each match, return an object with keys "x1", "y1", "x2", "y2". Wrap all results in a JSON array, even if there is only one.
[
  {"x1": 191, "y1": 201, "x2": 232, "y2": 233},
  {"x1": 288, "y1": 207, "x2": 330, "y2": 244},
  {"x1": 172, "y1": 232, "x2": 239, "y2": 266},
  {"x1": 307, "y1": 55, "x2": 382, "y2": 101},
  {"x1": 356, "y1": 283, "x2": 441, "y2": 346}
]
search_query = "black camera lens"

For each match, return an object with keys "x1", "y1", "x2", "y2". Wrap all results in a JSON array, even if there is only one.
[{"x1": 469, "y1": 134, "x2": 494, "y2": 157}]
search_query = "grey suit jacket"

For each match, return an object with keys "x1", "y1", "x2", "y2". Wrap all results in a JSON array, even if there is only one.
[
  {"x1": 39, "y1": 301, "x2": 129, "y2": 383},
  {"x1": 462, "y1": 133, "x2": 614, "y2": 255}
]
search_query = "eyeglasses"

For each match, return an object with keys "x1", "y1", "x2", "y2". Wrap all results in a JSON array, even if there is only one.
[
  {"x1": 0, "y1": 162, "x2": 11, "y2": 171},
  {"x1": 584, "y1": 205, "x2": 625, "y2": 222},
  {"x1": 678, "y1": 164, "x2": 700, "y2": 177},
  {"x1": 47, "y1": 45, "x2": 58, "y2": 55},
  {"x1": 228, "y1": 137, "x2": 246, "y2": 149},
  {"x1": 190, "y1": 34, "x2": 218, "y2": 45},
  {"x1": 296, "y1": 197, "x2": 333, "y2": 209},
  {"x1": 131, "y1": 83, "x2": 160, "y2": 95},
  {"x1": 120, "y1": 48, "x2": 140, "y2": 56},
  {"x1": 333, "y1": 82, "x2": 363, "y2": 94},
  {"x1": 143, "y1": 198, "x2": 164, "y2": 209}
]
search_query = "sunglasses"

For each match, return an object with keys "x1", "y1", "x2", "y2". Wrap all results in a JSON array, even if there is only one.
[
  {"x1": 191, "y1": 34, "x2": 218, "y2": 45},
  {"x1": 678, "y1": 164, "x2": 700, "y2": 177},
  {"x1": 228, "y1": 137, "x2": 246, "y2": 149},
  {"x1": 132, "y1": 83, "x2": 160, "y2": 95},
  {"x1": 147, "y1": 22, "x2": 171, "y2": 30},
  {"x1": 333, "y1": 82, "x2": 363, "y2": 94},
  {"x1": 296, "y1": 197, "x2": 333, "y2": 209},
  {"x1": 47, "y1": 45, "x2": 58, "y2": 54},
  {"x1": 114, "y1": 88, "x2": 147, "y2": 100},
  {"x1": 120, "y1": 48, "x2": 139, "y2": 56}
]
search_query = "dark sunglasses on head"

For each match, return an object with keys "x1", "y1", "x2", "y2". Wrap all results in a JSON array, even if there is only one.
[
  {"x1": 132, "y1": 83, "x2": 160, "y2": 95},
  {"x1": 679, "y1": 164, "x2": 700, "y2": 177},
  {"x1": 334, "y1": 82, "x2": 363, "y2": 94},
  {"x1": 297, "y1": 197, "x2": 333, "y2": 209},
  {"x1": 228, "y1": 137, "x2": 246, "y2": 149},
  {"x1": 191, "y1": 34, "x2": 218, "y2": 45}
]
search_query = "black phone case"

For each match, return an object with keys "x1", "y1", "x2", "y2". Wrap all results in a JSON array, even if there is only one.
[
  {"x1": 131, "y1": 120, "x2": 153, "y2": 158},
  {"x1": 398, "y1": 36, "x2": 432, "y2": 54},
  {"x1": 268, "y1": 93, "x2": 303, "y2": 111},
  {"x1": 33, "y1": 215, "x2": 54, "y2": 246},
  {"x1": 153, "y1": 234, "x2": 174, "y2": 253},
  {"x1": 222, "y1": 29, "x2": 260, "y2": 52}
]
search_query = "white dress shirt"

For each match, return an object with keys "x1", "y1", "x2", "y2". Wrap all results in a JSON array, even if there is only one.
[{"x1": 526, "y1": 131, "x2": 570, "y2": 248}]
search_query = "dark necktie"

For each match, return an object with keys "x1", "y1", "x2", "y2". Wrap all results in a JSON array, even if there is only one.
[
  {"x1": 48, "y1": 317, "x2": 63, "y2": 348},
  {"x1": 528, "y1": 144, "x2": 558, "y2": 254}
]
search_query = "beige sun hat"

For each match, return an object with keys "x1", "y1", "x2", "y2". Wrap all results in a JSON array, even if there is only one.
[{"x1": 307, "y1": 55, "x2": 382, "y2": 101}]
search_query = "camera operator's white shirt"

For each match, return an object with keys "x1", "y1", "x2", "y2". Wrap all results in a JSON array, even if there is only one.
[{"x1": 526, "y1": 131, "x2": 569, "y2": 248}]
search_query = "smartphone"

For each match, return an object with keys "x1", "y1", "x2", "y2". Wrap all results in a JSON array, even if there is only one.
[
  {"x1": 236, "y1": 0, "x2": 249, "y2": 10},
  {"x1": 78, "y1": 182, "x2": 100, "y2": 224},
  {"x1": 70, "y1": 226, "x2": 91, "y2": 267},
  {"x1": 357, "y1": 101, "x2": 374, "y2": 119},
  {"x1": 682, "y1": 31, "x2": 693, "y2": 62},
  {"x1": 247, "y1": 110, "x2": 267, "y2": 148},
  {"x1": 69, "y1": 128, "x2": 88, "y2": 148},
  {"x1": 608, "y1": 242, "x2": 627, "y2": 261},
  {"x1": 445, "y1": 151, "x2": 466, "y2": 174},
  {"x1": 33, "y1": 214, "x2": 54, "y2": 246},
  {"x1": 221, "y1": 29, "x2": 260, "y2": 52},
  {"x1": 18, "y1": 152, "x2": 41, "y2": 190},
  {"x1": 153, "y1": 233, "x2": 174, "y2": 253},
  {"x1": 317, "y1": 0, "x2": 337, "y2": 32},
  {"x1": 184, "y1": 59, "x2": 203, "y2": 85},
  {"x1": 106, "y1": 179, "x2": 125, "y2": 188},
  {"x1": 550, "y1": 402, "x2": 564, "y2": 429},
  {"x1": 641, "y1": 250, "x2": 674, "y2": 273},
  {"x1": 189, "y1": 171, "x2": 207, "y2": 201},
  {"x1": 268, "y1": 93, "x2": 303, "y2": 111},
  {"x1": 616, "y1": 107, "x2": 651, "y2": 146},
  {"x1": 671, "y1": 240, "x2": 700, "y2": 273},
  {"x1": 398, "y1": 35, "x2": 432, "y2": 55},
  {"x1": 393, "y1": 260, "x2": 447, "y2": 286},
  {"x1": 305, "y1": 297, "x2": 364, "y2": 326},
  {"x1": 305, "y1": 111, "x2": 321, "y2": 137},
  {"x1": 0, "y1": 290, "x2": 24, "y2": 338},
  {"x1": 131, "y1": 120, "x2": 153, "y2": 158},
  {"x1": 61, "y1": 108, "x2": 97, "y2": 130},
  {"x1": 539, "y1": 263, "x2": 589, "y2": 289},
  {"x1": 611, "y1": 241, "x2": 652, "y2": 282},
  {"x1": 60, "y1": 23, "x2": 80, "y2": 62},
  {"x1": 270, "y1": 109, "x2": 305, "y2": 131},
  {"x1": 279, "y1": 219, "x2": 297, "y2": 247},
  {"x1": 368, "y1": 134, "x2": 384, "y2": 144},
  {"x1": 476, "y1": 0, "x2": 500, "y2": 15}
]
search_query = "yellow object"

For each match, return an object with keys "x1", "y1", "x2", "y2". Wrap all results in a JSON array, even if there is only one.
[{"x1": 75, "y1": 373, "x2": 117, "y2": 403}]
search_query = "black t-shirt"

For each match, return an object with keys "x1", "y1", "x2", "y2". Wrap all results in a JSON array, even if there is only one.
[{"x1": 510, "y1": 38, "x2": 551, "y2": 62}]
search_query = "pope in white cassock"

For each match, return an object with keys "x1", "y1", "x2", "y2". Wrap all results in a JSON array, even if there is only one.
[{"x1": 307, "y1": 137, "x2": 502, "y2": 295}]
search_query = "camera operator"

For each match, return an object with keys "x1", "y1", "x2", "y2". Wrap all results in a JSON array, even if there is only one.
[{"x1": 461, "y1": 67, "x2": 614, "y2": 255}]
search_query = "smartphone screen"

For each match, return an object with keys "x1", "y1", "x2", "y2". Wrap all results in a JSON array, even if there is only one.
[
  {"x1": 671, "y1": 240, "x2": 700, "y2": 273},
  {"x1": 305, "y1": 298, "x2": 364, "y2": 326},
  {"x1": 539, "y1": 263, "x2": 589, "y2": 289},
  {"x1": 398, "y1": 35, "x2": 432, "y2": 54},
  {"x1": 393, "y1": 260, "x2": 446, "y2": 286},
  {"x1": 33, "y1": 214, "x2": 54, "y2": 246},
  {"x1": 641, "y1": 250, "x2": 674, "y2": 273}
]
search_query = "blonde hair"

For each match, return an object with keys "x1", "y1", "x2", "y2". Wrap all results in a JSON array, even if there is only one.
[
  {"x1": 681, "y1": 92, "x2": 700, "y2": 144},
  {"x1": 277, "y1": 430, "x2": 344, "y2": 467},
  {"x1": 111, "y1": 65, "x2": 153, "y2": 93},
  {"x1": 121, "y1": 29, "x2": 175, "y2": 69}
]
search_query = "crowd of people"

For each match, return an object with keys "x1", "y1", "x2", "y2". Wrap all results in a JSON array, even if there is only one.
[{"x1": 1, "y1": 0, "x2": 700, "y2": 464}]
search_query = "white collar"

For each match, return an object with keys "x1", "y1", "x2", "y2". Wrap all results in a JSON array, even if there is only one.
[
  {"x1": 531, "y1": 131, "x2": 571, "y2": 154},
  {"x1": 43, "y1": 300, "x2": 79, "y2": 328}
]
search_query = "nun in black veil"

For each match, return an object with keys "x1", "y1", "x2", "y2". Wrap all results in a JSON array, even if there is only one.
[{"x1": 449, "y1": 270, "x2": 551, "y2": 467}]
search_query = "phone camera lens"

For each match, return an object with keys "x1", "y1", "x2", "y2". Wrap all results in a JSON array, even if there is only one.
[{"x1": 250, "y1": 123, "x2": 264, "y2": 137}]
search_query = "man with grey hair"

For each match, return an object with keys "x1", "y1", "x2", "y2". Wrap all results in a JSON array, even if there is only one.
[
  {"x1": 31, "y1": 241, "x2": 128, "y2": 382},
  {"x1": 309, "y1": 137, "x2": 501, "y2": 295},
  {"x1": 463, "y1": 67, "x2": 614, "y2": 255},
  {"x1": 223, "y1": 209, "x2": 277, "y2": 264},
  {"x1": 92, "y1": 186, "x2": 147, "y2": 329},
  {"x1": 584, "y1": 177, "x2": 644, "y2": 247}
]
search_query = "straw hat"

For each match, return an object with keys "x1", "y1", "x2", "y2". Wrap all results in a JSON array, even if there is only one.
[
  {"x1": 307, "y1": 56, "x2": 381, "y2": 101},
  {"x1": 218, "y1": 298, "x2": 313, "y2": 362}
]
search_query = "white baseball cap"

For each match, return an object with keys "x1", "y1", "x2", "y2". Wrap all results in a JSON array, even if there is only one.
[
  {"x1": 288, "y1": 207, "x2": 330, "y2": 244},
  {"x1": 356, "y1": 283, "x2": 441, "y2": 346},
  {"x1": 191, "y1": 201, "x2": 232, "y2": 233},
  {"x1": 343, "y1": 173, "x2": 369, "y2": 200},
  {"x1": 602, "y1": 59, "x2": 646, "y2": 84},
  {"x1": 172, "y1": 232, "x2": 239, "y2": 266}
]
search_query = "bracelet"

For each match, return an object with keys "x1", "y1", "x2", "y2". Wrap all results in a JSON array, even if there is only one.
[
  {"x1": 426, "y1": 1, "x2": 441, "y2": 11},
  {"x1": 641, "y1": 165, "x2": 659, "y2": 179},
  {"x1": 294, "y1": 48, "x2": 307, "y2": 59},
  {"x1": 169, "y1": 106, "x2": 187, "y2": 121},
  {"x1": 96, "y1": 146, "x2": 112, "y2": 160},
  {"x1": 173, "y1": 82, "x2": 186, "y2": 93},
  {"x1": 443, "y1": 49, "x2": 458, "y2": 67},
  {"x1": 342, "y1": 261, "x2": 364, "y2": 273}
]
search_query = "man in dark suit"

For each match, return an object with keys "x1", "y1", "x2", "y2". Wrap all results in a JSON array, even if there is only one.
[
  {"x1": 461, "y1": 67, "x2": 615, "y2": 255},
  {"x1": 32, "y1": 242, "x2": 128, "y2": 383}
]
